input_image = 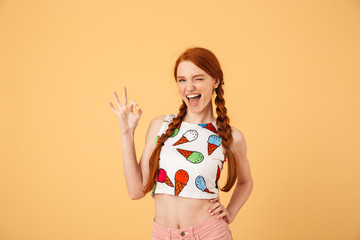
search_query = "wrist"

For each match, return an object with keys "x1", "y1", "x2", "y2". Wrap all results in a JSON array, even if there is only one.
[
  {"x1": 121, "y1": 129, "x2": 134, "y2": 138},
  {"x1": 226, "y1": 209, "x2": 235, "y2": 223}
]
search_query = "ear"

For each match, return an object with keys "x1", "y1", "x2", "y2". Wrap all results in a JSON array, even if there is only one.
[{"x1": 214, "y1": 78, "x2": 220, "y2": 89}]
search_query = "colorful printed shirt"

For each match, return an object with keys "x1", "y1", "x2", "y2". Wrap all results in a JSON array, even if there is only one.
[{"x1": 152, "y1": 114, "x2": 226, "y2": 199}]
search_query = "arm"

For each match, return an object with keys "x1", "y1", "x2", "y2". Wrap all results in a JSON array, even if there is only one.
[
  {"x1": 109, "y1": 86, "x2": 164, "y2": 200},
  {"x1": 120, "y1": 115, "x2": 165, "y2": 200},
  {"x1": 225, "y1": 127, "x2": 253, "y2": 223},
  {"x1": 209, "y1": 127, "x2": 254, "y2": 223}
]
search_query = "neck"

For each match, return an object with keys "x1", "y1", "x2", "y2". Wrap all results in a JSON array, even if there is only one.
[{"x1": 182, "y1": 102, "x2": 216, "y2": 124}]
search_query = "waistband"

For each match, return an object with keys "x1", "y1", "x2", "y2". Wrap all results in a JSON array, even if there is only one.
[{"x1": 152, "y1": 215, "x2": 223, "y2": 239}]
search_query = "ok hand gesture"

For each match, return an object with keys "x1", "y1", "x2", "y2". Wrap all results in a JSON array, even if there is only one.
[{"x1": 109, "y1": 86, "x2": 143, "y2": 134}]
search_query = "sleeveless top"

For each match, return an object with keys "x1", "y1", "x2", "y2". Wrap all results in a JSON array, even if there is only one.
[{"x1": 152, "y1": 114, "x2": 226, "y2": 199}]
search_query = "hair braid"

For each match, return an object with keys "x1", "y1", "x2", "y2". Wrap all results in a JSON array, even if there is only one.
[
  {"x1": 215, "y1": 84, "x2": 238, "y2": 192},
  {"x1": 143, "y1": 101, "x2": 188, "y2": 193}
]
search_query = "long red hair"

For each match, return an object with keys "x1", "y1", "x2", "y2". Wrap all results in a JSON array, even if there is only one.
[{"x1": 143, "y1": 47, "x2": 237, "y2": 193}]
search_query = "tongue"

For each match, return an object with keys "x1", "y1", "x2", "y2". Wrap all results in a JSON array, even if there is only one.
[{"x1": 189, "y1": 96, "x2": 200, "y2": 104}]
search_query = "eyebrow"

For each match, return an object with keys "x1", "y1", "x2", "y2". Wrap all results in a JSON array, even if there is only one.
[{"x1": 176, "y1": 74, "x2": 206, "y2": 79}]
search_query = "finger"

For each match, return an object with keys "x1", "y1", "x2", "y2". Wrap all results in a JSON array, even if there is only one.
[
  {"x1": 123, "y1": 86, "x2": 128, "y2": 106},
  {"x1": 130, "y1": 100, "x2": 142, "y2": 113},
  {"x1": 114, "y1": 91, "x2": 121, "y2": 108},
  {"x1": 209, "y1": 202, "x2": 220, "y2": 213},
  {"x1": 109, "y1": 102, "x2": 118, "y2": 114},
  {"x1": 128, "y1": 100, "x2": 137, "y2": 113},
  {"x1": 217, "y1": 210, "x2": 230, "y2": 221},
  {"x1": 209, "y1": 202, "x2": 220, "y2": 211},
  {"x1": 128, "y1": 102, "x2": 134, "y2": 112},
  {"x1": 211, "y1": 205, "x2": 224, "y2": 215},
  {"x1": 211, "y1": 202, "x2": 225, "y2": 214},
  {"x1": 109, "y1": 101, "x2": 115, "y2": 110},
  {"x1": 217, "y1": 211, "x2": 228, "y2": 219},
  {"x1": 130, "y1": 100, "x2": 138, "y2": 106},
  {"x1": 137, "y1": 107, "x2": 143, "y2": 116},
  {"x1": 209, "y1": 197, "x2": 220, "y2": 203}
]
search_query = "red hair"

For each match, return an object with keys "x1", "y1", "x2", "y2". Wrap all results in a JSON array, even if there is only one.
[{"x1": 143, "y1": 47, "x2": 237, "y2": 193}]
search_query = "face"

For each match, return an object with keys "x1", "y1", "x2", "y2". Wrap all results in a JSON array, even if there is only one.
[{"x1": 176, "y1": 61, "x2": 219, "y2": 114}]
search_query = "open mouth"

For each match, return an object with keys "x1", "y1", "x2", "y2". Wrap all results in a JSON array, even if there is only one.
[{"x1": 186, "y1": 94, "x2": 201, "y2": 105}]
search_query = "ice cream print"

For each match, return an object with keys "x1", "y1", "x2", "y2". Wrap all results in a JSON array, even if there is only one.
[
  {"x1": 157, "y1": 168, "x2": 174, "y2": 187},
  {"x1": 207, "y1": 135, "x2": 221, "y2": 155},
  {"x1": 155, "y1": 135, "x2": 165, "y2": 146},
  {"x1": 195, "y1": 175, "x2": 215, "y2": 194},
  {"x1": 198, "y1": 123, "x2": 218, "y2": 134},
  {"x1": 174, "y1": 169, "x2": 189, "y2": 196},
  {"x1": 176, "y1": 149, "x2": 204, "y2": 164},
  {"x1": 164, "y1": 114, "x2": 176, "y2": 122},
  {"x1": 170, "y1": 122, "x2": 181, "y2": 137},
  {"x1": 173, "y1": 130, "x2": 198, "y2": 146}
]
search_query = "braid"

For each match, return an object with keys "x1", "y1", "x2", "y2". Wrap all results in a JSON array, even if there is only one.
[
  {"x1": 215, "y1": 83, "x2": 238, "y2": 192},
  {"x1": 143, "y1": 101, "x2": 188, "y2": 193},
  {"x1": 159, "y1": 102, "x2": 187, "y2": 144}
]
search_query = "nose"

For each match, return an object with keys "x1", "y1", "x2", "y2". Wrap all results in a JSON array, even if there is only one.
[{"x1": 186, "y1": 81, "x2": 196, "y2": 92}]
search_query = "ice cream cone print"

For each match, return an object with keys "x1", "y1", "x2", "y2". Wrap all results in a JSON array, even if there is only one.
[
  {"x1": 174, "y1": 169, "x2": 189, "y2": 196},
  {"x1": 176, "y1": 148, "x2": 192, "y2": 158},
  {"x1": 164, "y1": 114, "x2": 176, "y2": 122},
  {"x1": 207, "y1": 135, "x2": 221, "y2": 155},
  {"x1": 198, "y1": 123, "x2": 217, "y2": 134},
  {"x1": 157, "y1": 168, "x2": 174, "y2": 187},
  {"x1": 195, "y1": 175, "x2": 215, "y2": 194},
  {"x1": 156, "y1": 135, "x2": 164, "y2": 146},
  {"x1": 173, "y1": 130, "x2": 198, "y2": 146},
  {"x1": 176, "y1": 148, "x2": 204, "y2": 164},
  {"x1": 170, "y1": 122, "x2": 181, "y2": 137},
  {"x1": 208, "y1": 143, "x2": 217, "y2": 155}
]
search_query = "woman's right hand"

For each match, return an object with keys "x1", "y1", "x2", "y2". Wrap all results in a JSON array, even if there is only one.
[{"x1": 109, "y1": 86, "x2": 143, "y2": 134}]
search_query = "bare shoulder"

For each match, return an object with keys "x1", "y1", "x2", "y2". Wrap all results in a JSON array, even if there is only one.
[
  {"x1": 230, "y1": 126, "x2": 246, "y2": 143},
  {"x1": 145, "y1": 115, "x2": 167, "y2": 142},
  {"x1": 149, "y1": 115, "x2": 167, "y2": 128},
  {"x1": 230, "y1": 126, "x2": 247, "y2": 155}
]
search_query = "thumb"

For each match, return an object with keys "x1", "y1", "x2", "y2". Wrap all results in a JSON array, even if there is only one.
[{"x1": 130, "y1": 100, "x2": 142, "y2": 115}]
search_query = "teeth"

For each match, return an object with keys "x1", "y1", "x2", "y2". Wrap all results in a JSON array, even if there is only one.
[{"x1": 187, "y1": 94, "x2": 201, "y2": 98}]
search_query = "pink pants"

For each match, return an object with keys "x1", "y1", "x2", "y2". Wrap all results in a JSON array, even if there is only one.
[{"x1": 151, "y1": 215, "x2": 233, "y2": 240}]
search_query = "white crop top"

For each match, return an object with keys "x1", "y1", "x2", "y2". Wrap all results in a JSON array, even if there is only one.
[{"x1": 152, "y1": 114, "x2": 226, "y2": 199}]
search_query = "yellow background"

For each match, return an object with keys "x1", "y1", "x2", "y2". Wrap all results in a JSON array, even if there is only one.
[{"x1": 1, "y1": 0, "x2": 359, "y2": 239}]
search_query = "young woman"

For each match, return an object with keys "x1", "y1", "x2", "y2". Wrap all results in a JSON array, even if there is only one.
[{"x1": 109, "y1": 47, "x2": 253, "y2": 239}]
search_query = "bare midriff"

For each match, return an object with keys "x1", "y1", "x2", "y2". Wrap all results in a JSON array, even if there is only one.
[{"x1": 154, "y1": 194, "x2": 216, "y2": 229}]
